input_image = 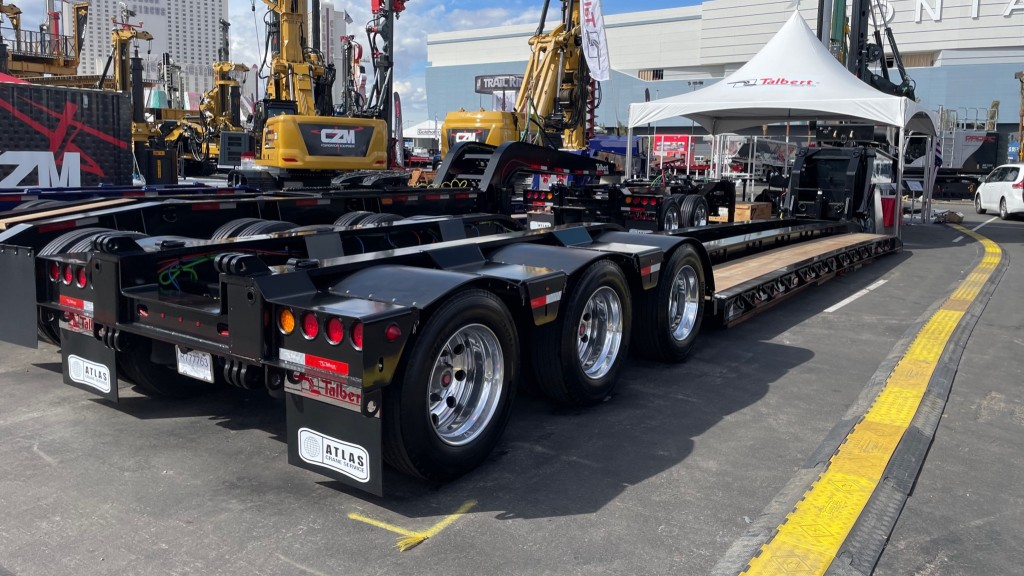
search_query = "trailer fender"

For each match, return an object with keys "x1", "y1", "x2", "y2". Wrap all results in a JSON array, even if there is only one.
[{"x1": 595, "y1": 231, "x2": 716, "y2": 295}]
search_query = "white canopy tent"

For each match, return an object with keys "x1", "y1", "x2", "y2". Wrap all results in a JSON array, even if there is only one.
[
  {"x1": 624, "y1": 12, "x2": 939, "y2": 227},
  {"x1": 627, "y1": 12, "x2": 937, "y2": 136}
]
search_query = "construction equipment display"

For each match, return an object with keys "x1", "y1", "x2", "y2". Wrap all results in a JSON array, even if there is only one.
[
  {"x1": 0, "y1": 0, "x2": 89, "y2": 79},
  {"x1": 227, "y1": 0, "x2": 402, "y2": 190},
  {"x1": 440, "y1": 0, "x2": 596, "y2": 156},
  {"x1": 161, "y1": 20, "x2": 251, "y2": 174}
]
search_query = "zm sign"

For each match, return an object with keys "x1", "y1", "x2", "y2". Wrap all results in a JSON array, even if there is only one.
[{"x1": 475, "y1": 75, "x2": 523, "y2": 94}]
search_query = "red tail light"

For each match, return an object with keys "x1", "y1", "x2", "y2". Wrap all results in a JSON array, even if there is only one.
[
  {"x1": 301, "y1": 312, "x2": 319, "y2": 339},
  {"x1": 1012, "y1": 181, "x2": 1023, "y2": 189},
  {"x1": 75, "y1": 267, "x2": 88, "y2": 288},
  {"x1": 351, "y1": 322, "x2": 363, "y2": 350},
  {"x1": 325, "y1": 317, "x2": 344, "y2": 345},
  {"x1": 385, "y1": 323, "x2": 402, "y2": 342},
  {"x1": 61, "y1": 264, "x2": 73, "y2": 285},
  {"x1": 48, "y1": 262, "x2": 60, "y2": 282}
]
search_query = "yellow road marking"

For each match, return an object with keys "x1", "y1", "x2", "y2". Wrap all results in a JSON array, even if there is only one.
[
  {"x1": 743, "y1": 225, "x2": 1001, "y2": 575},
  {"x1": 348, "y1": 499, "x2": 477, "y2": 551}
]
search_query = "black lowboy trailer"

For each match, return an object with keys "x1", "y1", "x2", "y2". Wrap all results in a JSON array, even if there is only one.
[{"x1": 0, "y1": 182, "x2": 899, "y2": 495}]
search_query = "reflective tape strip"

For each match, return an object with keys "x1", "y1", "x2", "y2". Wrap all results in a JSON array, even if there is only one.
[
  {"x1": 641, "y1": 262, "x2": 662, "y2": 276},
  {"x1": 742, "y1": 226, "x2": 1002, "y2": 576},
  {"x1": 280, "y1": 348, "x2": 349, "y2": 377},
  {"x1": 530, "y1": 291, "x2": 562, "y2": 309}
]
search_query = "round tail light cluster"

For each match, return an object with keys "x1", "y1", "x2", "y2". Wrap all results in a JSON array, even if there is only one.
[
  {"x1": 524, "y1": 191, "x2": 554, "y2": 201},
  {"x1": 276, "y1": 308, "x2": 402, "y2": 350},
  {"x1": 50, "y1": 262, "x2": 89, "y2": 288}
]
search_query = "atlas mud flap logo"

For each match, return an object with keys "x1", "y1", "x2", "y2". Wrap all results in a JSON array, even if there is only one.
[
  {"x1": 67, "y1": 354, "x2": 111, "y2": 393},
  {"x1": 0, "y1": 151, "x2": 81, "y2": 187},
  {"x1": 320, "y1": 128, "x2": 357, "y2": 145},
  {"x1": 297, "y1": 427, "x2": 370, "y2": 483}
]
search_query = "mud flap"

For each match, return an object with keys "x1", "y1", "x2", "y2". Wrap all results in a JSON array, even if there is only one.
[
  {"x1": 60, "y1": 328, "x2": 119, "y2": 402},
  {"x1": 286, "y1": 393, "x2": 383, "y2": 496},
  {"x1": 0, "y1": 245, "x2": 39, "y2": 348}
]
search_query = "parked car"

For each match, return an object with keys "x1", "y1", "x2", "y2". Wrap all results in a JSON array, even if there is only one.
[{"x1": 975, "y1": 163, "x2": 1024, "y2": 219}]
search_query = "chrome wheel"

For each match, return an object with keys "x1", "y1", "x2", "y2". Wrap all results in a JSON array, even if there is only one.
[
  {"x1": 693, "y1": 203, "x2": 708, "y2": 227},
  {"x1": 427, "y1": 324, "x2": 504, "y2": 446},
  {"x1": 663, "y1": 205, "x2": 680, "y2": 231},
  {"x1": 1000, "y1": 198, "x2": 1008, "y2": 220},
  {"x1": 576, "y1": 286, "x2": 624, "y2": 380},
  {"x1": 668, "y1": 264, "x2": 700, "y2": 342}
]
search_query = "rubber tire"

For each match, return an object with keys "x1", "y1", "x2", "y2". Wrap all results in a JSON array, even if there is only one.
[
  {"x1": 360, "y1": 212, "x2": 403, "y2": 226},
  {"x1": 660, "y1": 199, "x2": 682, "y2": 231},
  {"x1": 680, "y1": 195, "x2": 709, "y2": 227},
  {"x1": 633, "y1": 245, "x2": 705, "y2": 363},
  {"x1": 383, "y1": 289, "x2": 518, "y2": 481},
  {"x1": 975, "y1": 194, "x2": 986, "y2": 214},
  {"x1": 12, "y1": 199, "x2": 68, "y2": 211},
  {"x1": 334, "y1": 211, "x2": 375, "y2": 226},
  {"x1": 118, "y1": 338, "x2": 212, "y2": 399},
  {"x1": 531, "y1": 259, "x2": 632, "y2": 406},
  {"x1": 210, "y1": 218, "x2": 267, "y2": 240},
  {"x1": 999, "y1": 198, "x2": 1009, "y2": 220},
  {"x1": 235, "y1": 220, "x2": 297, "y2": 237}
]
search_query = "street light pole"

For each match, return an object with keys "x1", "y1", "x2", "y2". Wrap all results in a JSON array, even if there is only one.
[{"x1": 686, "y1": 80, "x2": 704, "y2": 177}]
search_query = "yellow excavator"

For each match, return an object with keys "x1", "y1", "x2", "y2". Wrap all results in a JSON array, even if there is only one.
[
  {"x1": 439, "y1": 0, "x2": 594, "y2": 156},
  {"x1": 229, "y1": 0, "x2": 401, "y2": 190}
]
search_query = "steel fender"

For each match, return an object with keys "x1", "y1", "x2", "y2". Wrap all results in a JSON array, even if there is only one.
[
  {"x1": 0, "y1": 244, "x2": 39, "y2": 347},
  {"x1": 488, "y1": 242, "x2": 611, "y2": 278},
  {"x1": 326, "y1": 265, "x2": 486, "y2": 310},
  {"x1": 595, "y1": 231, "x2": 715, "y2": 294}
]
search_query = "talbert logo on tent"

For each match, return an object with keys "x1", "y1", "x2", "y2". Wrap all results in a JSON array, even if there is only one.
[{"x1": 729, "y1": 78, "x2": 817, "y2": 88}]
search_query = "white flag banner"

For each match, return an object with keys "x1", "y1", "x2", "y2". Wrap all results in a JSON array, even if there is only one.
[{"x1": 581, "y1": 0, "x2": 611, "y2": 82}]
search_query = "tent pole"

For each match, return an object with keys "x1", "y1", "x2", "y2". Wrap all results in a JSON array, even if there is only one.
[
  {"x1": 897, "y1": 127, "x2": 906, "y2": 236},
  {"x1": 625, "y1": 125, "x2": 634, "y2": 179}
]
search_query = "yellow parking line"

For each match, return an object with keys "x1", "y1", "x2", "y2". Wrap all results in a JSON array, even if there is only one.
[
  {"x1": 742, "y1": 225, "x2": 1001, "y2": 575},
  {"x1": 348, "y1": 499, "x2": 478, "y2": 551}
]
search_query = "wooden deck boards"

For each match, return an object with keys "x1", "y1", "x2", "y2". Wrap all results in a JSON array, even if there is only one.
[
  {"x1": 712, "y1": 233, "x2": 883, "y2": 292},
  {"x1": 0, "y1": 198, "x2": 137, "y2": 231}
]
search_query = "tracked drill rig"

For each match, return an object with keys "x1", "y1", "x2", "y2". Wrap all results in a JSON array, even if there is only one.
[
  {"x1": 163, "y1": 19, "x2": 250, "y2": 174},
  {"x1": 439, "y1": 0, "x2": 596, "y2": 156},
  {"x1": 229, "y1": 0, "x2": 404, "y2": 190}
]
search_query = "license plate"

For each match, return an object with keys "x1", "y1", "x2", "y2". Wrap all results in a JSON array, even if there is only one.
[
  {"x1": 175, "y1": 346, "x2": 215, "y2": 383},
  {"x1": 529, "y1": 220, "x2": 552, "y2": 230},
  {"x1": 628, "y1": 228, "x2": 654, "y2": 234}
]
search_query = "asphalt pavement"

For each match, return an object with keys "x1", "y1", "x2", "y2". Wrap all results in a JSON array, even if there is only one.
[{"x1": 0, "y1": 201, "x2": 1018, "y2": 575}]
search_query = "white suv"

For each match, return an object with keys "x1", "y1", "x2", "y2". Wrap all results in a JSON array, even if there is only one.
[{"x1": 975, "y1": 163, "x2": 1024, "y2": 219}]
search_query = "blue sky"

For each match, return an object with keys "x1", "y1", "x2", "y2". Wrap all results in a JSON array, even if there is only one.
[{"x1": 14, "y1": 0, "x2": 699, "y2": 123}]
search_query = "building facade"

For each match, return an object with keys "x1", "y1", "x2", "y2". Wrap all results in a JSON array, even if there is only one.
[
  {"x1": 426, "y1": 0, "x2": 1024, "y2": 143},
  {"x1": 66, "y1": 0, "x2": 227, "y2": 96}
]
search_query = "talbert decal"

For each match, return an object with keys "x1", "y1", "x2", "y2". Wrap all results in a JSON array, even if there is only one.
[{"x1": 729, "y1": 78, "x2": 817, "y2": 87}]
